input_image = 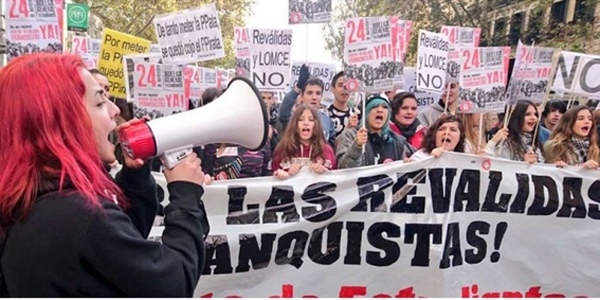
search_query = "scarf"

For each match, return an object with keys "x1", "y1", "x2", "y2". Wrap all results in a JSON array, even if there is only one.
[
  {"x1": 393, "y1": 118, "x2": 421, "y2": 140},
  {"x1": 571, "y1": 136, "x2": 589, "y2": 164},
  {"x1": 510, "y1": 132, "x2": 544, "y2": 163}
]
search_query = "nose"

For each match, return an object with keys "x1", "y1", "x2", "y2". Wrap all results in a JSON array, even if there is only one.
[{"x1": 109, "y1": 101, "x2": 121, "y2": 118}]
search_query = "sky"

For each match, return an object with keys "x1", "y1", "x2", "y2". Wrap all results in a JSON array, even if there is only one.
[{"x1": 244, "y1": 0, "x2": 341, "y2": 69}]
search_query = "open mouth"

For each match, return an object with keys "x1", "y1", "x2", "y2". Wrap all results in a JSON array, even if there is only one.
[
  {"x1": 526, "y1": 122, "x2": 536, "y2": 127},
  {"x1": 582, "y1": 126, "x2": 590, "y2": 132},
  {"x1": 301, "y1": 128, "x2": 311, "y2": 133},
  {"x1": 441, "y1": 137, "x2": 452, "y2": 144},
  {"x1": 375, "y1": 115, "x2": 384, "y2": 122}
]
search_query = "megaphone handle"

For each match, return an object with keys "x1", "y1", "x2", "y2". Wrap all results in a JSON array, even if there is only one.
[{"x1": 161, "y1": 144, "x2": 195, "y2": 169}]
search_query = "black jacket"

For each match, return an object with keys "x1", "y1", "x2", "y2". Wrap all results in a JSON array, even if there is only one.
[{"x1": 0, "y1": 163, "x2": 209, "y2": 297}]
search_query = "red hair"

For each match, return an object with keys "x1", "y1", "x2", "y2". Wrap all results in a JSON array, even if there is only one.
[{"x1": 0, "y1": 54, "x2": 125, "y2": 230}]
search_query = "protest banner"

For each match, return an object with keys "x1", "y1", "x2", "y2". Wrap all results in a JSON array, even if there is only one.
[
  {"x1": 290, "y1": 61, "x2": 336, "y2": 101},
  {"x1": 248, "y1": 28, "x2": 293, "y2": 92},
  {"x1": 552, "y1": 51, "x2": 600, "y2": 98},
  {"x1": 129, "y1": 60, "x2": 187, "y2": 119},
  {"x1": 234, "y1": 27, "x2": 251, "y2": 78},
  {"x1": 458, "y1": 46, "x2": 510, "y2": 113},
  {"x1": 97, "y1": 28, "x2": 151, "y2": 99},
  {"x1": 403, "y1": 67, "x2": 441, "y2": 110},
  {"x1": 288, "y1": 0, "x2": 332, "y2": 24},
  {"x1": 416, "y1": 30, "x2": 449, "y2": 93},
  {"x1": 505, "y1": 41, "x2": 554, "y2": 104},
  {"x1": 140, "y1": 152, "x2": 600, "y2": 297},
  {"x1": 441, "y1": 26, "x2": 481, "y2": 83},
  {"x1": 343, "y1": 17, "x2": 396, "y2": 93},
  {"x1": 153, "y1": 3, "x2": 224, "y2": 64},
  {"x1": 4, "y1": 0, "x2": 63, "y2": 61}
]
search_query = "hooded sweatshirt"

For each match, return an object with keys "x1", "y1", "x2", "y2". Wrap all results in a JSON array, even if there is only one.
[{"x1": 417, "y1": 100, "x2": 447, "y2": 127}]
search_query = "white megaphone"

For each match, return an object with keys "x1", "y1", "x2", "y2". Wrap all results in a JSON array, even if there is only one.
[{"x1": 119, "y1": 76, "x2": 269, "y2": 169}]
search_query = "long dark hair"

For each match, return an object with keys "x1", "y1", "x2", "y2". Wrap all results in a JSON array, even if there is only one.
[
  {"x1": 274, "y1": 105, "x2": 326, "y2": 163},
  {"x1": 421, "y1": 115, "x2": 466, "y2": 153},
  {"x1": 506, "y1": 100, "x2": 544, "y2": 158}
]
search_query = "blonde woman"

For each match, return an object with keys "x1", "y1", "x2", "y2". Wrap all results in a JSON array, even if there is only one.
[
  {"x1": 458, "y1": 113, "x2": 485, "y2": 155},
  {"x1": 544, "y1": 105, "x2": 600, "y2": 169}
]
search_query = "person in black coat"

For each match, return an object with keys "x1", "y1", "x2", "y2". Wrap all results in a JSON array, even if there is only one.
[{"x1": 0, "y1": 53, "x2": 210, "y2": 297}]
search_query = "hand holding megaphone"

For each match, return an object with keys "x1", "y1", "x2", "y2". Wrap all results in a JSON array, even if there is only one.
[{"x1": 119, "y1": 77, "x2": 269, "y2": 169}]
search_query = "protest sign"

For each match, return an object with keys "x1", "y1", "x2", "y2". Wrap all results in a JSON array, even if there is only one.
[
  {"x1": 552, "y1": 51, "x2": 600, "y2": 98},
  {"x1": 441, "y1": 26, "x2": 481, "y2": 83},
  {"x1": 458, "y1": 46, "x2": 510, "y2": 113},
  {"x1": 183, "y1": 66, "x2": 218, "y2": 108},
  {"x1": 142, "y1": 152, "x2": 600, "y2": 297},
  {"x1": 290, "y1": 61, "x2": 336, "y2": 101},
  {"x1": 248, "y1": 28, "x2": 293, "y2": 91},
  {"x1": 416, "y1": 30, "x2": 449, "y2": 93},
  {"x1": 234, "y1": 27, "x2": 251, "y2": 78},
  {"x1": 390, "y1": 17, "x2": 412, "y2": 86},
  {"x1": 343, "y1": 17, "x2": 396, "y2": 93},
  {"x1": 505, "y1": 41, "x2": 555, "y2": 104},
  {"x1": 288, "y1": 0, "x2": 332, "y2": 24},
  {"x1": 72, "y1": 36, "x2": 101, "y2": 68},
  {"x1": 123, "y1": 53, "x2": 163, "y2": 103},
  {"x1": 4, "y1": 0, "x2": 63, "y2": 61},
  {"x1": 97, "y1": 28, "x2": 151, "y2": 99},
  {"x1": 403, "y1": 67, "x2": 441, "y2": 110},
  {"x1": 130, "y1": 61, "x2": 187, "y2": 119},
  {"x1": 153, "y1": 3, "x2": 225, "y2": 64}
]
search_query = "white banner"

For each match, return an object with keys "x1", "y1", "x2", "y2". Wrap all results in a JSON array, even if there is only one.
[
  {"x1": 416, "y1": 30, "x2": 449, "y2": 93},
  {"x1": 288, "y1": 0, "x2": 332, "y2": 24},
  {"x1": 248, "y1": 28, "x2": 293, "y2": 92},
  {"x1": 144, "y1": 153, "x2": 600, "y2": 297},
  {"x1": 552, "y1": 51, "x2": 600, "y2": 98},
  {"x1": 153, "y1": 3, "x2": 225, "y2": 64},
  {"x1": 290, "y1": 61, "x2": 336, "y2": 102},
  {"x1": 4, "y1": 0, "x2": 62, "y2": 61}
]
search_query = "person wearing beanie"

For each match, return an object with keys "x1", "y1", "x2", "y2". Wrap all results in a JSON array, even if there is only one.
[{"x1": 336, "y1": 94, "x2": 411, "y2": 169}]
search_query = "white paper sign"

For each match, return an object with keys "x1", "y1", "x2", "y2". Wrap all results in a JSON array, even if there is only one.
[
  {"x1": 153, "y1": 3, "x2": 225, "y2": 64},
  {"x1": 416, "y1": 30, "x2": 450, "y2": 93}
]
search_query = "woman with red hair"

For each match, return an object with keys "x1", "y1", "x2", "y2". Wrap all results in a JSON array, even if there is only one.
[{"x1": 0, "y1": 54, "x2": 210, "y2": 297}]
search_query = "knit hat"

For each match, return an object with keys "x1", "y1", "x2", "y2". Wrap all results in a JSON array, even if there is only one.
[{"x1": 363, "y1": 94, "x2": 392, "y2": 142}]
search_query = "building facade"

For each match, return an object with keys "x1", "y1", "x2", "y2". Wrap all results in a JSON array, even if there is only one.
[{"x1": 485, "y1": 0, "x2": 599, "y2": 52}]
